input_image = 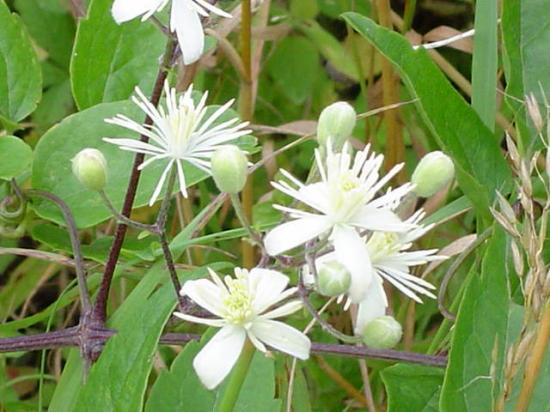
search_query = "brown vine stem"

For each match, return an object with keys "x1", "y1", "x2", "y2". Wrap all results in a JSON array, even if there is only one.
[
  {"x1": 514, "y1": 303, "x2": 550, "y2": 412},
  {"x1": 239, "y1": 0, "x2": 255, "y2": 269},
  {"x1": 0, "y1": 330, "x2": 447, "y2": 367},
  {"x1": 93, "y1": 38, "x2": 176, "y2": 323}
]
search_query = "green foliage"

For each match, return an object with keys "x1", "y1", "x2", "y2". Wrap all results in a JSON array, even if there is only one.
[
  {"x1": 344, "y1": 13, "x2": 513, "y2": 222},
  {"x1": 0, "y1": 0, "x2": 42, "y2": 124},
  {"x1": 71, "y1": 0, "x2": 166, "y2": 109},
  {"x1": 440, "y1": 227, "x2": 510, "y2": 411},
  {"x1": 0, "y1": 136, "x2": 32, "y2": 180},
  {"x1": 381, "y1": 364, "x2": 444, "y2": 412}
]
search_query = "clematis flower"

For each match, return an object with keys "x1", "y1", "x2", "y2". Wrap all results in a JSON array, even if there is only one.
[
  {"x1": 264, "y1": 143, "x2": 414, "y2": 303},
  {"x1": 111, "y1": 0, "x2": 232, "y2": 65},
  {"x1": 174, "y1": 267, "x2": 311, "y2": 389},
  {"x1": 104, "y1": 82, "x2": 250, "y2": 205}
]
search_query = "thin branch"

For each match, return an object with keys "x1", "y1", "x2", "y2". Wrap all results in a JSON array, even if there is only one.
[
  {"x1": 0, "y1": 330, "x2": 447, "y2": 367},
  {"x1": 93, "y1": 38, "x2": 177, "y2": 323},
  {"x1": 25, "y1": 189, "x2": 91, "y2": 313},
  {"x1": 0, "y1": 247, "x2": 78, "y2": 268}
]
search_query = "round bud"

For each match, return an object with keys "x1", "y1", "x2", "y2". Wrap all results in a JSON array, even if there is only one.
[
  {"x1": 211, "y1": 146, "x2": 248, "y2": 194},
  {"x1": 317, "y1": 102, "x2": 356, "y2": 149},
  {"x1": 411, "y1": 151, "x2": 455, "y2": 198},
  {"x1": 317, "y1": 261, "x2": 351, "y2": 297},
  {"x1": 361, "y1": 315, "x2": 402, "y2": 349},
  {"x1": 71, "y1": 148, "x2": 108, "y2": 191}
]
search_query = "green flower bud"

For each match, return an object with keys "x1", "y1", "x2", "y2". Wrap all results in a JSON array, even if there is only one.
[
  {"x1": 361, "y1": 316, "x2": 402, "y2": 349},
  {"x1": 317, "y1": 261, "x2": 351, "y2": 297},
  {"x1": 317, "y1": 102, "x2": 356, "y2": 149},
  {"x1": 71, "y1": 148, "x2": 108, "y2": 191},
  {"x1": 411, "y1": 151, "x2": 454, "y2": 198},
  {"x1": 211, "y1": 146, "x2": 248, "y2": 194}
]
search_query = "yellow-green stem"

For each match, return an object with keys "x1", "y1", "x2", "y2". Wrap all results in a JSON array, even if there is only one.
[
  {"x1": 239, "y1": 0, "x2": 255, "y2": 269},
  {"x1": 515, "y1": 303, "x2": 550, "y2": 412},
  {"x1": 216, "y1": 340, "x2": 256, "y2": 412}
]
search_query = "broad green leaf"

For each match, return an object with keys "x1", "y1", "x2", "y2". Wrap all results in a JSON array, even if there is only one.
[
  {"x1": 440, "y1": 227, "x2": 510, "y2": 411},
  {"x1": 71, "y1": 0, "x2": 165, "y2": 109},
  {"x1": 266, "y1": 36, "x2": 320, "y2": 105},
  {"x1": 502, "y1": 0, "x2": 550, "y2": 151},
  {"x1": 13, "y1": 0, "x2": 75, "y2": 68},
  {"x1": 145, "y1": 341, "x2": 215, "y2": 412},
  {"x1": 0, "y1": 0, "x2": 42, "y2": 122},
  {"x1": 381, "y1": 364, "x2": 444, "y2": 412},
  {"x1": 343, "y1": 13, "x2": 512, "y2": 221},
  {"x1": 471, "y1": 0, "x2": 498, "y2": 131},
  {"x1": 31, "y1": 101, "x2": 207, "y2": 228},
  {"x1": 0, "y1": 136, "x2": 33, "y2": 180},
  {"x1": 47, "y1": 350, "x2": 82, "y2": 412}
]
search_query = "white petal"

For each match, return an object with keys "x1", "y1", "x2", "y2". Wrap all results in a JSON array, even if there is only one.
[
  {"x1": 332, "y1": 225, "x2": 373, "y2": 303},
  {"x1": 354, "y1": 277, "x2": 387, "y2": 334},
  {"x1": 250, "y1": 319, "x2": 310, "y2": 360},
  {"x1": 248, "y1": 268, "x2": 289, "y2": 313},
  {"x1": 351, "y1": 208, "x2": 413, "y2": 232},
  {"x1": 111, "y1": 0, "x2": 163, "y2": 23},
  {"x1": 148, "y1": 160, "x2": 174, "y2": 206},
  {"x1": 173, "y1": 312, "x2": 226, "y2": 327},
  {"x1": 262, "y1": 300, "x2": 303, "y2": 319},
  {"x1": 193, "y1": 325, "x2": 246, "y2": 389},
  {"x1": 171, "y1": 0, "x2": 204, "y2": 65},
  {"x1": 180, "y1": 278, "x2": 225, "y2": 317},
  {"x1": 194, "y1": 0, "x2": 233, "y2": 17},
  {"x1": 264, "y1": 217, "x2": 331, "y2": 256}
]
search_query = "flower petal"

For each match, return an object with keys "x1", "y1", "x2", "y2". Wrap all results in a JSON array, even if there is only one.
[
  {"x1": 171, "y1": 0, "x2": 204, "y2": 65},
  {"x1": 249, "y1": 268, "x2": 290, "y2": 313},
  {"x1": 180, "y1": 278, "x2": 225, "y2": 317},
  {"x1": 332, "y1": 225, "x2": 373, "y2": 303},
  {"x1": 193, "y1": 325, "x2": 246, "y2": 389},
  {"x1": 250, "y1": 319, "x2": 310, "y2": 360},
  {"x1": 354, "y1": 276, "x2": 387, "y2": 334},
  {"x1": 111, "y1": 0, "x2": 163, "y2": 23},
  {"x1": 264, "y1": 217, "x2": 330, "y2": 256},
  {"x1": 173, "y1": 312, "x2": 226, "y2": 328},
  {"x1": 351, "y1": 208, "x2": 413, "y2": 232},
  {"x1": 262, "y1": 300, "x2": 303, "y2": 320}
]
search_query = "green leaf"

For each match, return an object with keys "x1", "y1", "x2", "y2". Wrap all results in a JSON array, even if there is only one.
[
  {"x1": 13, "y1": 0, "x2": 75, "y2": 68},
  {"x1": 502, "y1": 0, "x2": 550, "y2": 151},
  {"x1": 343, "y1": 13, "x2": 512, "y2": 221},
  {"x1": 145, "y1": 341, "x2": 215, "y2": 412},
  {"x1": 74, "y1": 278, "x2": 177, "y2": 411},
  {"x1": 381, "y1": 364, "x2": 444, "y2": 412},
  {"x1": 0, "y1": 136, "x2": 33, "y2": 180},
  {"x1": 31, "y1": 100, "x2": 207, "y2": 228},
  {"x1": 440, "y1": 227, "x2": 510, "y2": 411},
  {"x1": 471, "y1": 0, "x2": 498, "y2": 131},
  {"x1": 266, "y1": 36, "x2": 320, "y2": 104},
  {"x1": 71, "y1": 0, "x2": 166, "y2": 109},
  {"x1": 0, "y1": 0, "x2": 42, "y2": 122}
]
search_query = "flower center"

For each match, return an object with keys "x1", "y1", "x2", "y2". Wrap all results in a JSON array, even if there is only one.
[
  {"x1": 222, "y1": 271, "x2": 254, "y2": 325},
  {"x1": 339, "y1": 174, "x2": 360, "y2": 192},
  {"x1": 367, "y1": 232, "x2": 400, "y2": 262}
]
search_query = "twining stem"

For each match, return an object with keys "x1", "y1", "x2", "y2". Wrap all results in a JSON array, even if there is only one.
[
  {"x1": 24, "y1": 189, "x2": 91, "y2": 313},
  {"x1": 514, "y1": 303, "x2": 550, "y2": 412},
  {"x1": 93, "y1": 38, "x2": 176, "y2": 323},
  {"x1": 216, "y1": 340, "x2": 256, "y2": 412},
  {"x1": 239, "y1": 0, "x2": 255, "y2": 269},
  {"x1": 99, "y1": 190, "x2": 156, "y2": 233},
  {"x1": 229, "y1": 193, "x2": 265, "y2": 254}
]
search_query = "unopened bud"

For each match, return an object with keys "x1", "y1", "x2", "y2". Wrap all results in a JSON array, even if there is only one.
[
  {"x1": 71, "y1": 148, "x2": 108, "y2": 191},
  {"x1": 317, "y1": 102, "x2": 356, "y2": 149},
  {"x1": 317, "y1": 261, "x2": 351, "y2": 297},
  {"x1": 412, "y1": 151, "x2": 455, "y2": 197},
  {"x1": 361, "y1": 315, "x2": 402, "y2": 349},
  {"x1": 211, "y1": 146, "x2": 248, "y2": 194}
]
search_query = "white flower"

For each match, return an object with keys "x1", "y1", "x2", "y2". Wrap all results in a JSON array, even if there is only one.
[
  {"x1": 264, "y1": 143, "x2": 414, "y2": 303},
  {"x1": 356, "y1": 210, "x2": 445, "y2": 332},
  {"x1": 104, "y1": 82, "x2": 250, "y2": 205},
  {"x1": 174, "y1": 267, "x2": 311, "y2": 389},
  {"x1": 111, "y1": 0, "x2": 232, "y2": 65}
]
